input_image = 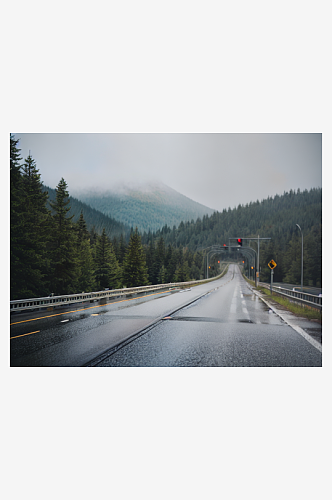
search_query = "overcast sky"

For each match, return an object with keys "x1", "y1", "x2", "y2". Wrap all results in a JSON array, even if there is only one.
[{"x1": 14, "y1": 133, "x2": 321, "y2": 212}]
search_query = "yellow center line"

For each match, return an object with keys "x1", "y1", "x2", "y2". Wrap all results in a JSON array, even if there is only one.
[
  {"x1": 10, "y1": 290, "x2": 169, "y2": 326},
  {"x1": 11, "y1": 331, "x2": 40, "y2": 339}
]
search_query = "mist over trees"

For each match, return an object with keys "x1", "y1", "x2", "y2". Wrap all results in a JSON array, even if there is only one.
[
  {"x1": 10, "y1": 135, "x2": 207, "y2": 299},
  {"x1": 10, "y1": 134, "x2": 322, "y2": 300},
  {"x1": 143, "y1": 188, "x2": 322, "y2": 286}
]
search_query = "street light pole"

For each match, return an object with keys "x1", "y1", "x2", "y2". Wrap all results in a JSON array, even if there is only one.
[
  {"x1": 257, "y1": 234, "x2": 260, "y2": 286},
  {"x1": 296, "y1": 224, "x2": 303, "y2": 292}
]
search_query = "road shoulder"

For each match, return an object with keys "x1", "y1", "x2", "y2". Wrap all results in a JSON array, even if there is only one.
[{"x1": 250, "y1": 287, "x2": 322, "y2": 353}]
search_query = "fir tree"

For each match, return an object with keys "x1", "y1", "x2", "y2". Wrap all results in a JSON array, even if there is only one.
[
  {"x1": 165, "y1": 245, "x2": 178, "y2": 282},
  {"x1": 10, "y1": 135, "x2": 24, "y2": 298},
  {"x1": 49, "y1": 178, "x2": 78, "y2": 295},
  {"x1": 173, "y1": 260, "x2": 190, "y2": 282},
  {"x1": 19, "y1": 154, "x2": 51, "y2": 296},
  {"x1": 118, "y1": 234, "x2": 127, "y2": 264},
  {"x1": 153, "y1": 237, "x2": 165, "y2": 283},
  {"x1": 75, "y1": 211, "x2": 96, "y2": 291},
  {"x1": 122, "y1": 228, "x2": 150, "y2": 287},
  {"x1": 10, "y1": 142, "x2": 51, "y2": 298},
  {"x1": 145, "y1": 239, "x2": 156, "y2": 284},
  {"x1": 94, "y1": 229, "x2": 122, "y2": 290}
]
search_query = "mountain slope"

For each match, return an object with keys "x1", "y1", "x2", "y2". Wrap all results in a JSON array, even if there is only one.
[
  {"x1": 43, "y1": 185, "x2": 132, "y2": 240},
  {"x1": 71, "y1": 182, "x2": 216, "y2": 233}
]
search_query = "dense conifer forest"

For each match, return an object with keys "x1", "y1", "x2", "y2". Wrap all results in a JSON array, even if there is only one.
[
  {"x1": 74, "y1": 183, "x2": 215, "y2": 233},
  {"x1": 44, "y1": 185, "x2": 132, "y2": 241},
  {"x1": 10, "y1": 135, "x2": 207, "y2": 299},
  {"x1": 10, "y1": 134, "x2": 322, "y2": 300},
  {"x1": 143, "y1": 187, "x2": 322, "y2": 285}
]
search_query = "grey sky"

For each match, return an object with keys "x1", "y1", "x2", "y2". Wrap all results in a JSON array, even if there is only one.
[{"x1": 15, "y1": 133, "x2": 322, "y2": 212}]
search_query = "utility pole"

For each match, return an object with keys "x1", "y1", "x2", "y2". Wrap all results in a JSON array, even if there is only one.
[{"x1": 296, "y1": 224, "x2": 303, "y2": 292}]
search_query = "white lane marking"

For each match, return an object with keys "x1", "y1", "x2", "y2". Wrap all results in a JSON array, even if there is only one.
[
  {"x1": 254, "y1": 292, "x2": 322, "y2": 353},
  {"x1": 230, "y1": 285, "x2": 239, "y2": 314},
  {"x1": 61, "y1": 319, "x2": 69, "y2": 323},
  {"x1": 242, "y1": 306, "x2": 249, "y2": 316}
]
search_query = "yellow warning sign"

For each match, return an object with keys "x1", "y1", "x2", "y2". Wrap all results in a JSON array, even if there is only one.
[{"x1": 268, "y1": 259, "x2": 277, "y2": 269}]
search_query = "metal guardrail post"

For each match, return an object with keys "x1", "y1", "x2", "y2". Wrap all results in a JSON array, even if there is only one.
[
  {"x1": 257, "y1": 282, "x2": 321, "y2": 311},
  {"x1": 10, "y1": 265, "x2": 230, "y2": 313}
]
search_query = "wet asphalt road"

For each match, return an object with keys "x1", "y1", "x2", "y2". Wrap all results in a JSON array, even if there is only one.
[{"x1": 10, "y1": 265, "x2": 322, "y2": 367}]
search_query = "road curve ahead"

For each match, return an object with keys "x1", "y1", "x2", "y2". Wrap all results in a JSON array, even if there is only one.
[{"x1": 10, "y1": 264, "x2": 321, "y2": 367}]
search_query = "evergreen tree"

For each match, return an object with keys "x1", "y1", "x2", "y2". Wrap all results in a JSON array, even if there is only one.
[
  {"x1": 89, "y1": 225, "x2": 99, "y2": 247},
  {"x1": 112, "y1": 236, "x2": 119, "y2": 261},
  {"x1": 283, "y1": 234, "x2": 301, "y2": 285},
  {"x1": 122, "y1": 228, "x2": 150, "y2": 287},
  {"x1": 304, "y1": 224, "x2": 322, "y2": 287},
  {"x1": 94, "y1": 228, "x2": 122, "y2": 290},
  {"x1": 153, "y1": 237, "x2": 165, "y2": 283},
  {"x1": 157, "y1": 264, "x2": 166, "y2": 284},
  {"x1": 19, "y1": 154, "x2": 51, "y2": 296},
  {"x1": 75, "y1": 211, "x2": 96, "y2": 291},
  {"x1": 10, "y1": 142, "x2": 51, "y2": 298},
  {"x1": 145, "y1": 239, "x2": 156, "y2": 283},
  {"x1": 76, "y1": 210, "x2": 90, "y2": 242},
  {"x1": 10, "y1": 134, "x2": 24, "y2": 298},
  {"x1": 173, "y1": 260, "x2": 190, "y2": 282},
  {"x1": 118, "y1": 233, "x2": 127, "y2": 264},
  {"x1": 49, "y1": 178, "x2": 79, "y2": 295},
  {"x1": 165, "y1": 245, "x2": 178, "y2": 282}
]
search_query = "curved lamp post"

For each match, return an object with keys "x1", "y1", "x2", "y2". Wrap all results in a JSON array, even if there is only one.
[{"x1": 296, "y1": 224, "x2": 303, "y2": 292}]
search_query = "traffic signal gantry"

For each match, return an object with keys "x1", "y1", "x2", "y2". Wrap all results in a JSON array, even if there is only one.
[
  {"x1": 230, "y1": 236, "x2": 271, "y2": 286},
  {"x1": 202, "y1": 236, "x2": 271, "y2": 285}
]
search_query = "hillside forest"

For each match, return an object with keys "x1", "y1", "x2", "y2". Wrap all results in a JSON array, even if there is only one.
[
  {"x1": 10, "y1": 135, "x2": 322, "y2": 300},
  {"x1": 73, "y1": 183, "x2": 215, "y2": 233}
]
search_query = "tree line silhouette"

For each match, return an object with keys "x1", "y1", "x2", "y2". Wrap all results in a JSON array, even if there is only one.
[{"x1": 10, "y1": 134, "x2": 322, "y2": 300}]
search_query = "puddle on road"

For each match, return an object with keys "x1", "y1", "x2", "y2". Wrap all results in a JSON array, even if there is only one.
[{"x1": 164, "y1": 316, "x2": 225, "y2": 323}]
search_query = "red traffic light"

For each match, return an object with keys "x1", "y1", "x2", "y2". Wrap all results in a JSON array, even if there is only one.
[{"x1": 237, "y1": 238, "x2": 242, "y2": 246}]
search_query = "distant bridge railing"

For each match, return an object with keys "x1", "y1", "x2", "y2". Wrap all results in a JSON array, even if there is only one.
[
  {"x1": 258, "y1": 282, "x2": 322, "y2": 311},
  {"x1": 10, "y1": 264, "x2": 229, "y2": 313}
]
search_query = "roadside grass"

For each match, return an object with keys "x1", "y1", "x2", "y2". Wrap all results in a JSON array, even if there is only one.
[
  {"x1": 243, "y1": 276, "x2": 321, "y2": 322},
  {"x1": 257, "y1": 286, "x2": 322, "y2": 322}
]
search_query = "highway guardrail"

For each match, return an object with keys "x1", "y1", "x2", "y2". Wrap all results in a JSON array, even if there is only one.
[
  {"x1": 258, "y1": 282, "x2": 322, "y2": 311},
  {"x1": 10, "y1": 265, "x2": 229, "y2": 313}
]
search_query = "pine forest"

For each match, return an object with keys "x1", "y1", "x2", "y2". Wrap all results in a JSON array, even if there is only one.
[{"x1": 10, "y1": 135, "x2": 322, "y2": 300}]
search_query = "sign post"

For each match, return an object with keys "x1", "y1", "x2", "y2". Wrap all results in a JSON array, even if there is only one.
[
  {"x1": 268, "y1": 260, "x2": 277, "y2": 295},
  {"x1": 270, "y1": 268, "x2": 274, "y2": 294}
]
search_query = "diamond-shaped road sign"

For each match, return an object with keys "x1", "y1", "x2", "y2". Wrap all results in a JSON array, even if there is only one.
[{"x1": 268, "y1": 259, "x2": 277, "y2": 269}]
